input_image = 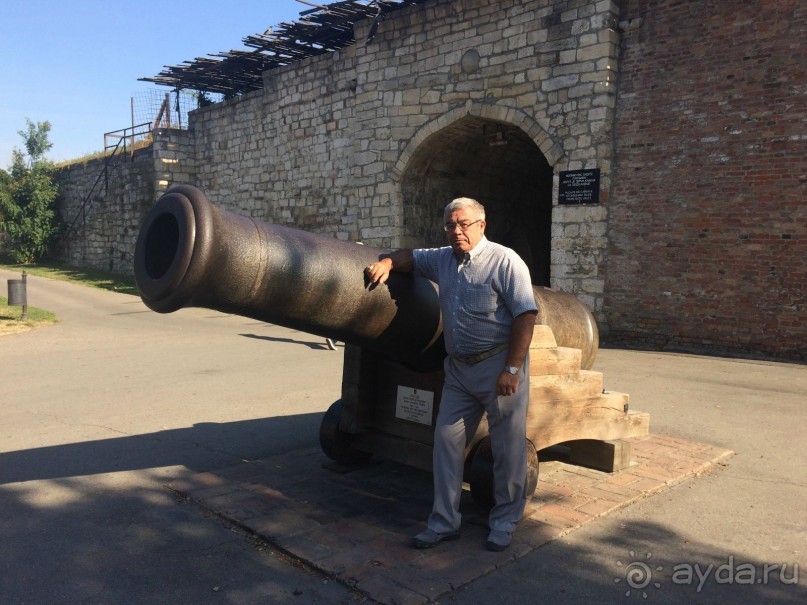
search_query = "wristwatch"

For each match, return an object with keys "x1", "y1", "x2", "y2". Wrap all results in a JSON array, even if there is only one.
[{"x1": 504, "y1": 366, "x2": 519, "y2": 375}]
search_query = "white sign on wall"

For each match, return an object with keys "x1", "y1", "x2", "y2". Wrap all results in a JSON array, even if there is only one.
[{"x1": 395, "y1": 386, "x2": 434, "y2": 426}]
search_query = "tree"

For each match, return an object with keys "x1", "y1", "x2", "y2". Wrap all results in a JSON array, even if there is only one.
[
  {"x1": 17, "y1": 119, "x2": 54, "y2": 164},
  {"x1": 0, "y1": 119, "x2": 60, "y2": 263}
]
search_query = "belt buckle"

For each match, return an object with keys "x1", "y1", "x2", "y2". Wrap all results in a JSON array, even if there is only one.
[{"x1": 457, "y1": 343, "x2": 505, "y2": 365}]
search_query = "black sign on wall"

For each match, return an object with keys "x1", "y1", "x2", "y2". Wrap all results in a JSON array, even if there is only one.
[{"x1": 558, "y1": 169, "x2": 600, "y2": 205}]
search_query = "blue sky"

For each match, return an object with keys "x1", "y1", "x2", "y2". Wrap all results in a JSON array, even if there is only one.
[{"x1": 0, "y1": 1, "x2": 305, "y2": 166}]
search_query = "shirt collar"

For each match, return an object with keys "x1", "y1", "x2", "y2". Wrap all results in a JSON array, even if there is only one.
[{"x1": 465, "y1": 235, "x2": 489, "y2": 262}]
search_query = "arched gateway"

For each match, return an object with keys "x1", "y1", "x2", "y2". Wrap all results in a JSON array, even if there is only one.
[{"x1": 394, "y1": 104, "x2": 560, "y2": 286}]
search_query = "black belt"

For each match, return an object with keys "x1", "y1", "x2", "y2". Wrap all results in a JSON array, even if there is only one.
[{"x1": 452, "y1": 343, "x2": 508, "y2": 365}]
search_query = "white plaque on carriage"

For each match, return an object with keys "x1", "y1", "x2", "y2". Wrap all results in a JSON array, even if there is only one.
[{"x1": 395, "y1": 386, "x2": 434, "y2": 426}]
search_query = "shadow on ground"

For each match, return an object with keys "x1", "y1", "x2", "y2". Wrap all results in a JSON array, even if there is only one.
[
  {"x1": 1, "y1": 415, "x2": 803, "y2": 604},
  {"x1": 0, "y1": 414, "x2": 325, "y2": 485}
]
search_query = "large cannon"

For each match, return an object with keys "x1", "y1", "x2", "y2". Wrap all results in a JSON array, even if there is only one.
[{"x1": 135, "y1": 186, "x2": 632, "y2": 507}]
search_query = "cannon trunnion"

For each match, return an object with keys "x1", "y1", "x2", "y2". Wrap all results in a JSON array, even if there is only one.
[{"x1": 135, "y1": 186, "x2": 647, "y2": 507}]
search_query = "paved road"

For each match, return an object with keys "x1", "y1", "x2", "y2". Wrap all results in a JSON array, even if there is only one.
[
  {"x1": 1, "y1": 269, "x2": 359, "y2": 604},
  {"x1": 2, "y1": 269, "x2": 805, "y2": 604}
]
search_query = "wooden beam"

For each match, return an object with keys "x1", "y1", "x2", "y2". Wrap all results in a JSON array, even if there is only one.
[{"x1": 568, "y1": 439, "x2": 633, "y2": 472}]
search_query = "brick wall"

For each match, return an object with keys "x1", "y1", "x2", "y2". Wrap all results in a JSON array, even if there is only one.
[{"x1": 607, "y1": 0, "x2": 807, "y2": 360}]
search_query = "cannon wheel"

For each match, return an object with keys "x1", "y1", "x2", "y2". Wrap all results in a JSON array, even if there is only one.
[
  {"x1": 319, "y1": 400, "x2": 371, "y2": 466},
  {"x1": 467, "y1": 436, "x2": 539, "y2": 511}
]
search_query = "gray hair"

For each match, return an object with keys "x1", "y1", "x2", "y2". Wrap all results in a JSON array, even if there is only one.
[{"x1": 443, "y1": 197, "x2": 486, "y2": 222}]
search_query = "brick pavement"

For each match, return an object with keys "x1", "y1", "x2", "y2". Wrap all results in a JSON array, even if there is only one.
[{"x1": 167, "y1": 434, "x2": 733, "y2": 605}]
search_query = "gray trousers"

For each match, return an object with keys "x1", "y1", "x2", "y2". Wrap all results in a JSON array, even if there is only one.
[{"x1": 427, "y1": 348, "x2": 529, "y2": 534}]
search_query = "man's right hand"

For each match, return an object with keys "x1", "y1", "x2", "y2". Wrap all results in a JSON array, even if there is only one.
[{"x1": 365, "y1": 257, "x2": 393, "y2": 288}]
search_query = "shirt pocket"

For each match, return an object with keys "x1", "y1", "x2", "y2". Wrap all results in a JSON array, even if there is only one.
[{"x1": 465, "y1": 283, "x2": 498, "y2": 315}]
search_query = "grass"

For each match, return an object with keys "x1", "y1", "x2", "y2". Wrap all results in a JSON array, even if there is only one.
[
  {"x1": 0, "y1": 295, "x2": 58, "y2": 335},
  {"x1": 55, "y1": 137, "x2": 154, "y2": 168},
  {"x1": 1, "y1": 262, "x2": 136, "y2": 336}
]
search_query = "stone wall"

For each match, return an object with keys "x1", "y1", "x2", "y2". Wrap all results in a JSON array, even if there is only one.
[
  {"x1": 54, "y1": 129, "x2": 197, "y2": 274},
  {"x1": 152, "y1": 128, "x2": 197, "y2": 199},
  {"x1": 57, "y1": 0, "x2": 622, "y2": 308},
  {"x1": 55, "y1": 147, "x2": 155, "y2": 274},
  {"x1": 607, "y1": 0, "x2": 807, "y2": 360},
  {"x1": 187, "y1": 0, "x2": 621, "y2": 316}
]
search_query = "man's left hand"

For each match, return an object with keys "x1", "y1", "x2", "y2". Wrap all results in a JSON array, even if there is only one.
[{"x1": 497, "y1": 371, "x2": 519, "y2": 397}]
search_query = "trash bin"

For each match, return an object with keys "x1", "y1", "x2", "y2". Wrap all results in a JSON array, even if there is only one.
[{"x1": 7, "y1": 279, "x2": 26, "y2": 306}]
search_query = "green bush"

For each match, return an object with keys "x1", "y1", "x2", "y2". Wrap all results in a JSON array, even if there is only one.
[{"x1": 0, "y1": 119, "x2": 61, "y2": 263}]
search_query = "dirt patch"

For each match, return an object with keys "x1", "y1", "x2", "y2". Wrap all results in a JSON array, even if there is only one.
[{"x1": 0, "y1": 320, "x2": 34, "y2": 336}]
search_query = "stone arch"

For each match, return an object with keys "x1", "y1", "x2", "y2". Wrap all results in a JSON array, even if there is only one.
[{"x1": 394, "y1": 103, "x2": 562, "y2": 286}]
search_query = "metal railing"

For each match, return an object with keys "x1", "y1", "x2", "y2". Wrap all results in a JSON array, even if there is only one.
[{"x1": 103, "y1": 121, "x2": 153, "y2": 161}]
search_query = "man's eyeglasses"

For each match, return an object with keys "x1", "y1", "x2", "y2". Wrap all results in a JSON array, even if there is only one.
[{"x1": 443, "y1": 219, "x2": 481, "y2": 232}]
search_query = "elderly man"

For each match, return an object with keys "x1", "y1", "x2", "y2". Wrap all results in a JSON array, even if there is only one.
[{"x1": 365, "y1": 197, "x2": 538, "y2": 552}]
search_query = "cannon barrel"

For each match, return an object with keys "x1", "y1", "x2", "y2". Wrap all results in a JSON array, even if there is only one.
[
  {"x1": 134, "y1": 185, "x2": 443, "y2": 363},
  {"x1": 134, "y1": 185, "x2": 598, "y2": 368}
]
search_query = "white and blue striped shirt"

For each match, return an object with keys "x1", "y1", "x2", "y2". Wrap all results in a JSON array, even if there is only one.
[{"x1": 413, "y1": 237, "x2": 537, "y2": 357}]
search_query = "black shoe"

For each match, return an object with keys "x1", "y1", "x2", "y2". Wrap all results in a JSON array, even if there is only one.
[{"x1": 413, "y1": 528, "x2": 460, "y2": 549}]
